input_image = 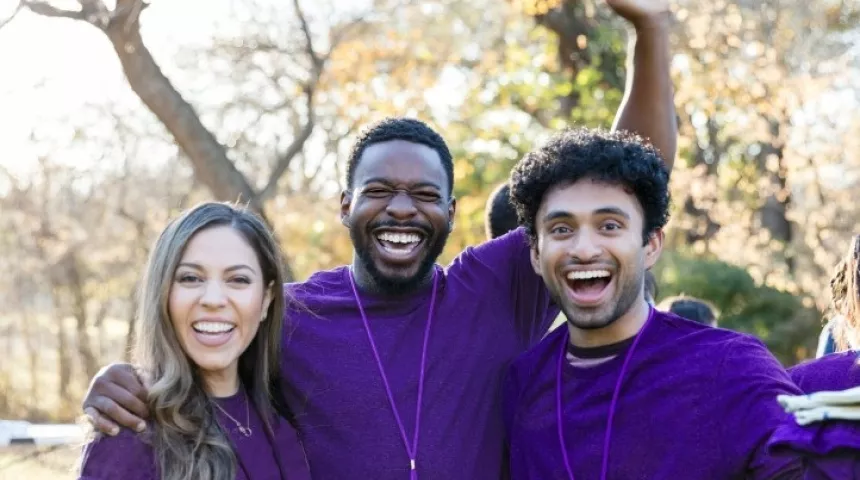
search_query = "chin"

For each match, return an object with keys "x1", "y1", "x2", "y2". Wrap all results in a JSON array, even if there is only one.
[
  {"x1": 188, "y1": 353, "x2": 239, "y2": 374},
  {"x1": 562, "y1": 306, "x2": 618, "y2": 330}
]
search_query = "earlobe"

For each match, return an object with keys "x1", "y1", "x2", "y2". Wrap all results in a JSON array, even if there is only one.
[
  {"x1": 340, "y1": 190, "x2": 352, "y2": 227},
  {"x1": 529, "y1": 247, "x2": 542, "y2": 276},
  {"x1": 261, "y1": 282, "x2": 275, "y2": 322}
]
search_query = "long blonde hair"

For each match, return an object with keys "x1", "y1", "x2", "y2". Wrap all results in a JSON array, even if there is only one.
[
  {"x1": 830, "y1": 235, "x2": 860, "y2": 351},
  {"x1": 135, "y1": 202, "x2": 288, "y2": 480}
]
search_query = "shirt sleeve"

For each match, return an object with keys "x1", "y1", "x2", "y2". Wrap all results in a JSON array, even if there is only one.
[
  {"x1": 769, "y1": 419, "x2": 860, "y2": 480},
  {"x1": 449, "y1": 228, "x2": 559, "y2": 346},
  {"x1": 715, "y1": 335, "x2": 804, "y2": 480},
  {"x1": 78, "y1": 429, "x2": 157, "y2": 480}
]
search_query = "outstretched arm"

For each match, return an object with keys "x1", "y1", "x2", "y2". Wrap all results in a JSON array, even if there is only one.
[{"x1": 607, "y1": 0, "x2": 677, "y2": 171}]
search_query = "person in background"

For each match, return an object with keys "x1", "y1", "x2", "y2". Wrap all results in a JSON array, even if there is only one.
[
  {"x1": 658, "y1": 295, "x2": 718, "y2": 327},
  {"x1": 770, "y1": 235, "x2": 860, "y2": 479},
  {"x1": 485, "y1": 183, "x2": 519, "y2": 241},
  {"x1": 78, "y1": 202, "x2": 310, "y2": 480}
]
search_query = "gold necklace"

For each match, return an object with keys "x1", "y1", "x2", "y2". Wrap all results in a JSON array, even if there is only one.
[{"x1": 212, "y1": 389, "x2": 252, "y2": 437}]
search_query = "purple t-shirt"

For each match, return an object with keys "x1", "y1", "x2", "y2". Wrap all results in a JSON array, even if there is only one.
[
  {"x1": 281, "y1": 228, "x2": 556, "y2": 479},
  {"x1": 503, "y1": 310, "x2": 803, "y2": 479},
  {"x1": 78, "y1": 390, "x2": 310, "y2": 480},
  {"x1": 768, "y1": 352, "x2": 860, "y2": 480}
]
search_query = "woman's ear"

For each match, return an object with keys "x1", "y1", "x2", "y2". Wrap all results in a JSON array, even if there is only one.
[{"x1": 261, "y1": 281, "x2": 275, "y2": 321}]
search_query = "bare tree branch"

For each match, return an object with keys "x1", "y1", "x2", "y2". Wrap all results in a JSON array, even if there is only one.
[
  {"x1": 259, "y1": 89, "x2": 315, "y2": 201},
  {"x1": 292, "y1": 0, "x2": 322, "y2": 71},
  {"x1": 0, "y1": 1, "x2": 23, "y2": 32},
  {"x1": 23, "y1": 0, "x2": 87, "y2": 21}
]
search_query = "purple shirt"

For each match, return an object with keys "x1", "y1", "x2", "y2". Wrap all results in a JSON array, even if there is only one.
[
  {"x1": 78, "y1": 390, "x2": 310, "y2": 480},
  {"x1": 281, "y1": 229, "x2": 556, "y2": 479},
  {"x1": 503, "y1": 310, "x2": 803, "y2": 479},
  {"x1": 768, "y1": 352, "x2": 860, "y2": 480}
]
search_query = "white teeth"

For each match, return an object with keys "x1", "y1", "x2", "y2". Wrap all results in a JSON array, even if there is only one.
[
  {"x1": 377, "y1": 232, "x2": 422, "y2": 244},
  {"x1": 567, "y1": 270, "x2": 611, "y2": 280},
  {"x1": 192, "y1": 322, "x2": 235, "y2": 334}
]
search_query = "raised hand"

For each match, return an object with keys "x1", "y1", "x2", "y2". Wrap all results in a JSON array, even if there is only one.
[{"x1": 604, "y1": 0, "x2": 670, "y2": 28}]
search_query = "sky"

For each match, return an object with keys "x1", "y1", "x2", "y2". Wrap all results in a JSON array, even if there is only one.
[{"x1": 0, "y1": 0, "x2": 240, "y2": 179}]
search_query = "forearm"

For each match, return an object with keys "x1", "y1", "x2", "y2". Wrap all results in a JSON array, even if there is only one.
[{"x1": 612, "y1": 14, "x2": 677, "y2": 171}]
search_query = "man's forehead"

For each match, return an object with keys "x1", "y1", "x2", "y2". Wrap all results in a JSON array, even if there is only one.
[
  {"x1": 538, "y1": 180, "x2": 641, "y2": 219},
  {"x1": 354, "y1": 140, "x2": 447, "y2": 187}
]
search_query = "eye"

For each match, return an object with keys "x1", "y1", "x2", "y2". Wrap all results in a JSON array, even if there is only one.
[
  {"x1": 601, "y1": 221, "x2": 623, "y2": 232},
  {"x1": 363, "y1": 188, "x2": 392, "y2": 199},
  {"x1": 550, "y1": 225, "x2": 572, "y2": 235},
  {"x1": 230, "y1": 276, "x2": 252, "y2": 285},
  {"x1": 177, "y1": 273, "x2": 201, "y2": 284},
  {"x1": 412, "y1": 191, "x2": 441, "y2": 203}
]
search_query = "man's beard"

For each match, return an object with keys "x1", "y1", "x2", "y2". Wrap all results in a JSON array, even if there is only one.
[{"x1": 350, "y1": 224, "x2": 450, "y2": 295}]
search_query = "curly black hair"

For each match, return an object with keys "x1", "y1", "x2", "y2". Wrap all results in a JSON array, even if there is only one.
[
  {"x1": 485, "y1": 183, "x2": 519, "y2": 240},
  {"x1": 509, "y1": 127, "x2": 670, "y2": 246},
  {"x1": 346, "y1": 117, "x2": 454, "y2": 195}
]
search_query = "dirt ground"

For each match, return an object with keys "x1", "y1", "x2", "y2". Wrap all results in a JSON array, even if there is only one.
[{"x1": 0, "y1": 445, "x2": 80, "y2": 480}]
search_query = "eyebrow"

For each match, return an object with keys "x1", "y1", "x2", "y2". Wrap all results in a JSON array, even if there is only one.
[
  {"x1": 177, "y1": 262, "x2": 257, "y2": 273},
  {"x1": 542, "y1": 206, "x2": 631, "y2": 223},
  {"x1": 362, "y1": 177, "x2": 442, "y2": 190}
]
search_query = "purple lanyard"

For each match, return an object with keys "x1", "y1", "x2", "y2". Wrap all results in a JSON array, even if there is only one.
[
  {"x1": 348, "y1": 268, "x2": 439, "y2": 480},
  {"x1": 556, "y1": 306, "x2": 654, "y2": 480}
]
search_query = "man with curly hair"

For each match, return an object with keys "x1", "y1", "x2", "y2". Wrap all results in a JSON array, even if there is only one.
[{"x1": 503, "y1": 128, "x2": 803, "y2": 479}]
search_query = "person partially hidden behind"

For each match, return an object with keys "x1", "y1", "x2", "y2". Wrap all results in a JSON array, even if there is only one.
[
  {"x1": 503, "y1": 128, "x2": 803, "y2": 479},
  {"x1": 771, "y1": 234, "x2": 860, "y2": 479},
  {"x1": 77, "y1": 202, "x2": 310, "y2": 480},
  {"x1": 658, "y1": 295, "x2": 718, "y2": 327}
]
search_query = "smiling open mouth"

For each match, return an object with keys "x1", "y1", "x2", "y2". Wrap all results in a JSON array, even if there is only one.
[
  {"x1": 375, "y1": 231, "x2": 425, "y2": 257},
  {"x1": 192, "y1": 321, "x2": 235, "y2": 335},
  {"x1": 565, "y1": 269, "x2": 612, "y2": 304}
]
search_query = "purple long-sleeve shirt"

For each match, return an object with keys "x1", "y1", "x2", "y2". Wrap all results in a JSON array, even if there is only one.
[
  {"x1": 504, "y1": 311, "x2": 803, "y2": 479},
  {"x1": 768, "y1": 351, "x2": 860, "y2": 479},
  {"x1": 78, "y1": 389, "x2": 310, "y2": 479},
  {"x1": 280, "y1": 228, "x2": 557, "y2": 479}
]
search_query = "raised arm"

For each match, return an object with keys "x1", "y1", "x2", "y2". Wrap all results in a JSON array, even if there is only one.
[{"x1": 607, "y1": 0, "x2": 677, "y2": 171}]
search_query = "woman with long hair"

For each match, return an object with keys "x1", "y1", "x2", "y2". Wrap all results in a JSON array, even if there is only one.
[
  {"x1": 770, "y1": 235, "x2": 860, "y2": 479},
  {"x1": 78, "y1": 202, "x2": 310, "y2": 480}
]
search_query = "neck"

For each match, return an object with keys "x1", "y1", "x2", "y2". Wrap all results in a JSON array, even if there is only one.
[
  {"x1": 567, "y1": 296, "x2": 651, "y2": 348},
  {"x1": 350, "y1": 257, "x2": 434, "y2": 297},
  {"x1": 202, "y1": 364, "x2": 240, "y2": 398}
]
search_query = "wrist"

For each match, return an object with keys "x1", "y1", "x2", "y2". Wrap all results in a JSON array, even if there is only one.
[{"x1": 630, "y1": 11, "x2": 672, "y2": 32}]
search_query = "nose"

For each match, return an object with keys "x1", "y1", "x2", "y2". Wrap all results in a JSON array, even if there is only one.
[
  {"x1": 568, "y1": 228, "x2": 602, "y2": 262},
  {"x1": 200, "y1": 280, "x2": 228, "y2": 309},
  {"x1": 385, "y1": 190, "x2": 418, "y2": 220}
]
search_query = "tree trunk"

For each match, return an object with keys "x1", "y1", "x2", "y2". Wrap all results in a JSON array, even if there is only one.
[{"x1": 62, "y1": 251, "x2": 101, "y2": 379}]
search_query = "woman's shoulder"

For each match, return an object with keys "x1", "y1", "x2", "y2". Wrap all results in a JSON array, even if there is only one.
[{"x1": 78, "y1": 428, "x2": 157, "y2": 480}]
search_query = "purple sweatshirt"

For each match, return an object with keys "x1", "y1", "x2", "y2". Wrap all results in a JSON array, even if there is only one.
[
  {"x1": 281, "y1": 228, "x2": 557, "y2": 479},
  {"x1": 768, "y1": 351, "x2": 860, "y2": 480},
  {"x1": 504, "y1": 310, "x2": 803, "y2": 479},
  {"x1": 78, "y1": 389, "x2": 310, "y2": 479}
]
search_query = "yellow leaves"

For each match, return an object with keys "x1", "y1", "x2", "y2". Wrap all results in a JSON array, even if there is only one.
[{"x1": 514, "y1": 0, "x2": 564, "y2": 16}]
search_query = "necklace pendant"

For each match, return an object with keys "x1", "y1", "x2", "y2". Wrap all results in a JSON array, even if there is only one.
[{"x1": 239, "y1": 426, "x2": 252, "y2": 437}]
